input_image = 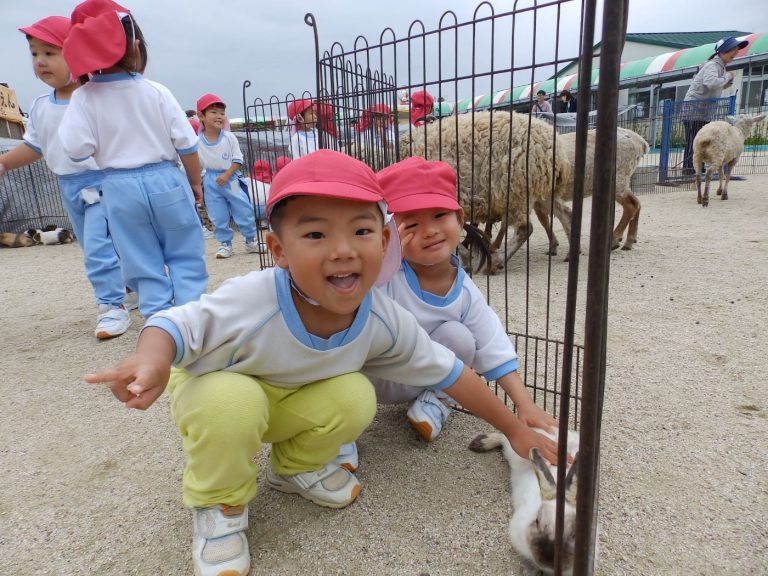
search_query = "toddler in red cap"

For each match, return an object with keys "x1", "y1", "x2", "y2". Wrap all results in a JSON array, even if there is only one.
[
  {"x1": 196, "y1": 93, "x2": 261, "y2": 259},
  {"x1": 86, "y1": 149, "x2": 559, "y2": 576},
  {"x1": 58, "y1": 0, "x2": 207, "y2": 319},
  {"x1": 287, "y1": 97, "x2": 338, "y2": 158},
  {"x1": 0, "y1": 15, "x2": 134, "y2": 340},
  {"x1": 363, "y1": 157, "x2": 557, "y2": 446}
]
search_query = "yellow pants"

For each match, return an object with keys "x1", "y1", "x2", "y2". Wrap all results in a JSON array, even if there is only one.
[{"x1": 168, "y1": 367, "x2": 377, "y2": 508}]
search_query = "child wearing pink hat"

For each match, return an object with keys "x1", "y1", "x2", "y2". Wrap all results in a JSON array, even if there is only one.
[
  {"x1": 370, "y1": 156, "x2": 557, "y2": 443},
  {"x1": 287, "y1": 98, "x2": 338, "y2": 158},
  {"x1": 196, "y1": 93, "x2": 260, "y2": 259},
  {"x1": 87, "y1": 149, "x2": 559, "y2": 576},
  {"x1": 0, "y1": 15, "x2": 132, "y2": 339},
  {"x1": 274, "y1": 155, "x2": 291, "y2": 173},
  {"x1": 409, "y1": 89, "x2": 435, "y2": 127},
  {"x1": 58, "y1": 0, "x2": 207, "y2": 318}
]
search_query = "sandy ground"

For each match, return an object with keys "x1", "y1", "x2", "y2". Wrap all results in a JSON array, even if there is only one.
[{"x1": 1, "y1": 176, "x2": 766, "y2": 576}]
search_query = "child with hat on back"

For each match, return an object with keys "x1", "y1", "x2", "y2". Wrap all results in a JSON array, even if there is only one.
[
  {"x1": 196, "y1": 93, "x2": 260, "y2": 259},
  {"x1": 334, "y1": 157, "x2": 558, "y2": 465},
  {"x1": 0, "y1": 15, "x2": 132, "y2": 340},
  {"x1": 287, "y1": 98, "x2": 338, "y2": 158},
  {"x1": 58, "y1": 0, "x2": 208, "y2": 318},
  {"x1": 85, "y1": 149, "x2": 560, "y2": 576}
]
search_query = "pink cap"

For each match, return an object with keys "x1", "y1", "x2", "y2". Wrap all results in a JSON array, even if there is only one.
[
  {"x1": 287, "y1": 98, "x2": 313, "y2": 120},
  {"x1": 197, "y1": 93, "x2": 225, "y2": 113},
  {"x1": 409, "y1": 90, "x2": 434, "y2": 126},
  {"x1": 188, "y1": 118, "x2": 200, "y2": 134},
  {"x1": 357, "y1": 103, "x2": 392, "y2": 133},
  {"x1": 252, "y1": 159, "x2": 272, "y2": 183},
  {"x1": 275, "y1": 156, "x2": 291, "y2": 173},
  {"x1": 19, "y1": 16, "x2": 71, "y2": 48},
  {"x1": 377, "y1": 157, "x2": 459, "y2": 214},
  {"x1": 267, "y1": 150, "x2": 401, "y2": 286},
  {"x1": 63, "y1": 0, "x2": 130, "y2": 77}
]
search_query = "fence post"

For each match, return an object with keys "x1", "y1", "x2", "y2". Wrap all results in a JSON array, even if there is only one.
[
  {"x1": 659, "y1": 99, "x2": 673, "y2": 182},
  {"x1": 728, "y1": 94, "x2": 736, "y2": 115}
]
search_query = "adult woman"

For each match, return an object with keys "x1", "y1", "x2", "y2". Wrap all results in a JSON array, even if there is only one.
[{"x1": 682, "y1": 36, "x2": 749, "y2": 174}]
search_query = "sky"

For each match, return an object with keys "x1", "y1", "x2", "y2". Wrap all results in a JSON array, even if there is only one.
[{"x1": 3, "y1": 0, "x2": 768, "y2": 118}]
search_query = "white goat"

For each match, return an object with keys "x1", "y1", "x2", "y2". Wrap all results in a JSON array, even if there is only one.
[
  {"x1": 693, "y1": 114, "x2": 765, "y2": 207},
  {"x1": 469, "y1": 429, "x2": 582, "y2": 575},
  {"x1": 401, "y1": 111, "x2": 571, "y2": 274}
]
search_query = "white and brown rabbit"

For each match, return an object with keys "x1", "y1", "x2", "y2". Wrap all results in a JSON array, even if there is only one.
[{"x1": 469, "y1": 428, "x2": 581, "y2": 575}]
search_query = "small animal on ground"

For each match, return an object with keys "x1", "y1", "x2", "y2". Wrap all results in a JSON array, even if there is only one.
[
  {"x1": 26, "y1": 227, "x2": 75, "y2": 245},
  {"x1": 0, "y1": 230, "x2": 36, "y2": 248}
]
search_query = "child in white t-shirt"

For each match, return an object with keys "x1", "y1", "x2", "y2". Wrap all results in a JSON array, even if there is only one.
[
  {"x1": 0, "y1": 15, "x2": 131, "y2": 339},
  {"x1": 58, "y1": 0, "x2": 207, "y2": 319},
  {"x1": 86, "y1": 150, "x2": 560, "y2": 576},
  {"x1": 287, "y1": 98, "x2": 338, "y2": 158},
  {"x1": 196, "y1": 93, "x2": 260, "y2": 259}
]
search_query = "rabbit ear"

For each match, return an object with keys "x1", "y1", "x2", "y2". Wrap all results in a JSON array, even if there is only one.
[
  {"x1": 530, "y1": 448, "x2": 557, "y2": 500},
  {"x1": 564, "y1": 452, "x2": 579, "y2": 505}
]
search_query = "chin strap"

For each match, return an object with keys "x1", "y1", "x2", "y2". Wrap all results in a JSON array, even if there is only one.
[{"x1": 290, "y1": 275, "x2": 319, "y2": 306}]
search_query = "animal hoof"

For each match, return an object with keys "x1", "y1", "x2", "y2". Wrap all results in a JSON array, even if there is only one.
[
  {"x1": 721, "y1": 194, "x2": 728, "y2": 201},
  {"x1": 716, "y1": 190, "x2": 722, "y2": 196},
  {"x1": 697, "y1": 197, "x2": 702, "y2": 204},
  {"x1": 621, "y1": 244, "x2": 633, "y2": 251}
]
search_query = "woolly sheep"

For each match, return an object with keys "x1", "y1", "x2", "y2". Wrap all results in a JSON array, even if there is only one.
[
  {"x1": 693, "y1": 114, "x2": 766, "y2": 207},
  {"x1": 537, "y1": 127, "x2": 649, "y2": 253},
  {"x1": 400, "y1": 111, "x2": 571, "y2": 273}
]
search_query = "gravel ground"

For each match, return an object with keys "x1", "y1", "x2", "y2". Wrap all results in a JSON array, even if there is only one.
[{"x1": 1, "y1": 176, "x2": 766, "y2": 575}]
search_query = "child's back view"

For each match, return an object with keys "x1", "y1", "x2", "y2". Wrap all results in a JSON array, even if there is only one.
[{"x1": 59, "y1": 0, "x2": 207, "y2": 318}]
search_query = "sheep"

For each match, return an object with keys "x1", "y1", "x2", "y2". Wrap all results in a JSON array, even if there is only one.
[
  {"x1": 400, "y1": 111, "x2": 571, "y2": 274},
  {"x1": 693, "y1": 114, "x2": 766, "y2": 207},
  {"x1": 534, "y1": 127, "x2": 649, "y2": 254}
]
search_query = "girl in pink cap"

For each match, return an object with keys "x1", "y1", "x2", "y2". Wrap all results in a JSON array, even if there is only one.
[
  {"x1": 287, "y1": 98, "x2": 338, "y2": 158},
  {"x1": 58, "y1": 0, "x2": 207, "y2": 318},
  {"x1": 0, "y1": 15, "x2": 133, "y2": 340}
]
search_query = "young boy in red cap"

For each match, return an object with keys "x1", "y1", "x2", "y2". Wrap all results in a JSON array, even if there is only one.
[
  {"x1": 196, "y1": 93, "x2": 260, "y2": 259},
  {"x1": 59, "y1": 0, "x2": 207, "y2": 319},
  {"x1": 0, "y1": 15, "x2": 133, "y2": 339},
  {"x1": 374, "y1": 157, "x2": 558, "y2": 441},
  {"x1": 86, "y1": 149, "x2": 559, "y2": 576}
]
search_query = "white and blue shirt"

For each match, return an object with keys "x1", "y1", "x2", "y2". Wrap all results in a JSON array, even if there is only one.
[{"x1": 197, "y1": 131, "x2": 243, "y2": 172}]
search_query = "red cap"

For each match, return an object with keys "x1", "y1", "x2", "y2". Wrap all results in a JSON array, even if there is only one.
[
  {"x1": 358, "y1": 103, "x2": 392, "y2": 133},
  {"x1": 188, "y1": 118, "x2": 200, "y2": 134},
  {"x1": 197, "y1": 93, "x2": 225, "y2": 113},
  {"x1": 377, "y1": 157, "x2": 459, "y2": 214},
  {"x1": 19, "y1": 16, "x2": 71, "y2": 48},
  {"x1": 409, "y1": 90, "x2": 434, "y2": 126},
  {"x1": 63, "y1": 0, "x2": 130, "y2": 77},
  {"x1": 252, "y1": 159, "x2": 272, "y2": 183},
  {"x1": 268, "y1": 149, "x2": 400, "y2": 286},
  {"x1": 287, "y1": 98, "x2": 313, "y2": 120},
  {"x1": 275, "y1": 156, "x2": 291, "y2": 173}
]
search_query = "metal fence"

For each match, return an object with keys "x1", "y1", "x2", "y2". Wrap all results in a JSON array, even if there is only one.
[{"x1": 0, "y1": 138, "x2": 69, "y2": 234}]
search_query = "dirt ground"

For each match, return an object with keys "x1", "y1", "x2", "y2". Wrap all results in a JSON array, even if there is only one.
[{"x1": 1, "y1": 175, "x2": 766, "y2": 576}]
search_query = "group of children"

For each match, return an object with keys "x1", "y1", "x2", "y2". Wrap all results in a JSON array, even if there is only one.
[{"x1": 3, "y1": 3, "x2": 568, "y2": 575}]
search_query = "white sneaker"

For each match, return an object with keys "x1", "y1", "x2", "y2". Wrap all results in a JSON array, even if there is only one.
[
  {"x1": 215, "y1": 243, "x2": 233, "y2": 259},
  {"x1": 244, "y1": 240, "x2": 266, "y2": 254},
  {"x1": 203, "y1": 228, "x2": 215, "y2": 240},
  {"x1": 192, "y1": 504, "x2": 250, "y2": 576},
  {"x1": 266, "y1": 462, "x2": 361, "y2": 509},
  {"x1": 123, "y1": 290, "x2": 139, "y2": 312},
  {"x1": 332, "y1": 442, "x2": 359, "y2": 472},
  {"x1": 94, "y1": 305, "x2": 131, "y2": 340},
  {"x1": 406, "y1": 389, "x2": 452, "y2": 442}
]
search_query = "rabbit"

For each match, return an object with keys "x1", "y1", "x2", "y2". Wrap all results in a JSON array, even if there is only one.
[{"x1": 469, "y1": 428, "x2": 581, "y2": 575}]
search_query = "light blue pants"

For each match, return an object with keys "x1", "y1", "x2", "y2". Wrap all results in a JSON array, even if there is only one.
[
  {"x1": 203, "y1": 171, "x2": 257, "y2": 245},
  {"x1": 100, "y1": 161, "x2": 208, "y2": 318},
  {"x1": 57, "y1": 170, "x2": 125, "y2": 308}
]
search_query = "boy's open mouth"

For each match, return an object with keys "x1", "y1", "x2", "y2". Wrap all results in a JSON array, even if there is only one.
[{"x1": 327, "y1": 273, "x2": 359, "y2": 290}]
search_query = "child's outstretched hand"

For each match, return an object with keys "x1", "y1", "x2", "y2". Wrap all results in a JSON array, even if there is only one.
[
  {"x1": 517, "y1": 400, "x2": 559, "y2": 433},
  {"x1": 508, "y1": 424, "x2": 566, "y2": 466},
  {"x1": 84, "y1": 353, "x2": 170, "y2": 411}
]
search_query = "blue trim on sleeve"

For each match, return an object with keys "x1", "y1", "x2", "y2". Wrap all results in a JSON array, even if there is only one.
[
  {"x1": 23, "y1": 140, "x2": 42, "y2": 154},
  {"x1": 274, "y1": 267, "x2": 373, "y2": 350},
  {"x1": 483, "y1": 358, "x2": 519, "y2": 381},
  {"x1": 144, "y1": 317, "x2": 185, "y2": 364},
  {"x1": 177, "y1": 143, "x2": 199, "y2": 155},
  {"x1": 403, "y1": 255, "x2": 463, "y2": 307},
  {"x1": 430, "y1": 358, "x2": 465, "y2": 390}
]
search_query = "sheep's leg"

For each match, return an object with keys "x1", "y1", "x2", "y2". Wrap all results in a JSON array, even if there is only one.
[
  {"x1": 618, "y1": 193, "x2": 641, "y2": 250},
  {"x1": 532, "y1": 202, "x2": 559, "y2": 256},
  {"x1": 716, "y1": 165, "x2": 724, "y2": 197},
  {"x1": 551, "y1": 199, "x2": 575, "y2": 260},
  {"x1": 702, "y1": 167, "x2": 713, "y2": 207},
  {"x1": 490, "y1": 223, "x2": 506, "y2": 252},
  {"x1": 502, "y1": 221, "x2": 534, "y2": 263},
  {"x1": 694, "y1": 152, "x2": 704, "y2": 204},
  {"x1": 721, "y1": 161, "x2": 735, "y2": 201}
]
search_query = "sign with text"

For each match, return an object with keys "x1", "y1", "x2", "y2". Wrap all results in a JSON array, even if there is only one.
[{"x1": 0, "y1": 85, "x2": 23, "y2": 123}]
